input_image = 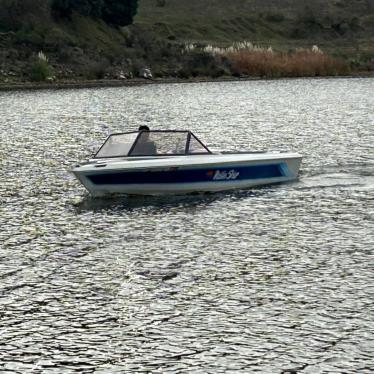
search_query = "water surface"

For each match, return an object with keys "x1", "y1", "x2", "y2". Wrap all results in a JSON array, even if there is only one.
[{"x1": 0, "y1": 78, "x2": 373, "y2": 373}]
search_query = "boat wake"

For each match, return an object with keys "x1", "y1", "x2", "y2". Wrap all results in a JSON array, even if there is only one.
[{"x1": 298, "y1": 162, "x2": 374, "y2": 191}]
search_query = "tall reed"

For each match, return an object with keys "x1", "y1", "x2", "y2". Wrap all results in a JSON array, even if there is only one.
[
  {"x1": 185, "y1": 42, "x2": 349, "y2": 77},
  {"x1": 226, "y1": 46, "x2": 349, "y2": 77}
]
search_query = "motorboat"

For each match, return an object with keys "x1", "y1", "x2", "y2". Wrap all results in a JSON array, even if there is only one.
[{"x1": 71, "y1": 130, "x2": 302, "y2": 196}]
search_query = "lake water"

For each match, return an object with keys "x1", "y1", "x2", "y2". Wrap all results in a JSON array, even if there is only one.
[{"x1": 0, "y1": 78, "x2": 373, "y2": 373}]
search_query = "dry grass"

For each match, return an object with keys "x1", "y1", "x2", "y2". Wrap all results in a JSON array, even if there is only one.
[{"x1": 225, "y1": 46, "x2": 349, "y2": 77}]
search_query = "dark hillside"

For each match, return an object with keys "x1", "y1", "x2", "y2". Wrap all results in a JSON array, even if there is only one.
[
  {"x1": 136, "y1": 0, "x2": 374, "y2": 57},
  {"x1": 0, "y1": 0, "x2": 145, "y2": 81},
  {"x1": 136, "y1": 0, "x2": 374, "y2": 77},
  {"x1": 0, "y1": 0, "x2": 373, "y2": 85}
]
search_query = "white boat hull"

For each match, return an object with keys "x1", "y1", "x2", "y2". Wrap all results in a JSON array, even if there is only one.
[{"x1": 72, "y1": 153, "x2": 302, "y2": 196}]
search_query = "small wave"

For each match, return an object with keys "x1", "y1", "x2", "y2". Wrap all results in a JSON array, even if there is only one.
[
  {"x1": 306, "y1": 161, "x2": 374, "y2": 178},
  {"x1": 298, "y1": 172, "x2": 374, "y2": 190}
]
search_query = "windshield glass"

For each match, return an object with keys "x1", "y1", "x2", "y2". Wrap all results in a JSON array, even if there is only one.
[
  {"x1": 94, "y1": 131, "x2": 211, "y2": 158},
  {"x1": 95, "y1": 133, "x2": 138, "y2": 158},
  {"x1": 188, "y1": 134, "x2": 210, "y2": 154},
  {"x1": 130, "y1": 131, "x2": 189, "y2": 156}
]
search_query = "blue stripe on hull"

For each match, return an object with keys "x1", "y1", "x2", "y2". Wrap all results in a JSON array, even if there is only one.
[{"x1": 87, "y1": 164, "x2": 286, "y2": 185}]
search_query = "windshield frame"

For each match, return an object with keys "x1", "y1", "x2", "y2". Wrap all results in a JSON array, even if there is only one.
[{"x1": 93, "y1": 130, "x2": 212, "y2": 159}]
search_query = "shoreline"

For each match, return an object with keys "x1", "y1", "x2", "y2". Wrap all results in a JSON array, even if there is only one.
[{"x1": 0, "y1": 73, "x2": 373, "y2": 92}]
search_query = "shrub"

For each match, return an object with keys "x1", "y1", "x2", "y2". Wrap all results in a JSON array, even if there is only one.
[
  {"x1": 51, "y1": 0, "x2": 73, "y2": 19},
  {"x1": 181, "y1": 51, "x2": 224, "y2": 77},
  {"x1": 15, "y1": 29, "x2": 44, "y2": 47},
  {"x1": 43, "y1": 27, "x2": 76, "y2": 50},
  {"x1": 52, "y1": 0, "x2": 138, "y2": 26},
  {"x1": 30, "y1": 59, "x2": 52, "y2": 81},
  {"x1": 82, "y1": 60, "x2": 108, "y2": 79},
  {"x1": 102, "y1": 0, "x2": 138, "y2": 26},
  {"x1": 52, "y1": 0, "x2": 105, "y2": 19}
]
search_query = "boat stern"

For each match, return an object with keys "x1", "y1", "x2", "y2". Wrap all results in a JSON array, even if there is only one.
[{"x1": 282, "y1": 153, "x2": 303, "y2": 180}]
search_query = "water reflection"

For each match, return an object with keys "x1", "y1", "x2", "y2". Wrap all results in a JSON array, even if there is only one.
[{"x1": 74, "y1": 188, "x2": 271, "y2": 213}]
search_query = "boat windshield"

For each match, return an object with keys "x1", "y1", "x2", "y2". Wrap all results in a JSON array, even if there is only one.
[
  {"x1": 95, "y1": 133, "x2": 138, "y2": 158},
  {"x1": 94, "y1": 130, "x2": 211, "y2": 158}
]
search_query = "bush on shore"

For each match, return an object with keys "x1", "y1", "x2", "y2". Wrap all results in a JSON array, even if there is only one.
[
  {"x1": 30, "y1": 51, "x2": 53, "y2": 81},
  {"x1": 178, "y1": 50, "x2": 228, "y2": 78}
]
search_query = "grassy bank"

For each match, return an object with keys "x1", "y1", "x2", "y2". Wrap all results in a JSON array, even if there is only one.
[
  {"x1": 136, "y1": 0, "x2": 374, "y2": 60},
  {"x1": 0, "y1": 0, "x2": 373, "y2": 84}
]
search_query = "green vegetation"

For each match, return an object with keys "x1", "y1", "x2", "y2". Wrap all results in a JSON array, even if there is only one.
[
  {"x1": 51, "y1": 0, "x2": 138, "y2": 26},
  {"x1": 0, "y1": 0, "x2": 373, "y2": 85},
  {"x1": 136, "y1": 0, "x2": 374, "y2": 44},
  {"x1": 136, "y1": 0, "x2": 374, "y2": 69},
  {"x1": 30, "y1": 58, "x2": 52, "y2": 81},
  {"x1": 51, "y1": 0, "x2": 105, "y2": 19},
  {"x1": 102, "y1": 0, "x2": 138, "y2": 26}
]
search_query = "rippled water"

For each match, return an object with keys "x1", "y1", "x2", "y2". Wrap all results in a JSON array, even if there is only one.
[{"x1": 1, "y1": 78, "x2": 373, "y2": 373}]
